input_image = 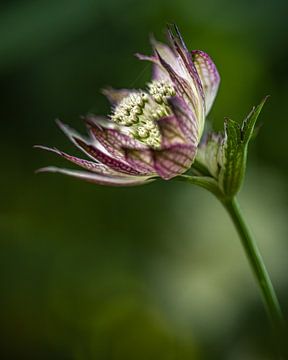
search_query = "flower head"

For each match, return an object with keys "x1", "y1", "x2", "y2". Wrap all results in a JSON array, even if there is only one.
[{"x1": 36, "y1": 25, "x2": 220, "y2": 186}]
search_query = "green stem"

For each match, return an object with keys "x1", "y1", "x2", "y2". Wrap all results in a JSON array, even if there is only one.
[{"x1": 223, "y1": 197, "x2": 286, "y2": 357}]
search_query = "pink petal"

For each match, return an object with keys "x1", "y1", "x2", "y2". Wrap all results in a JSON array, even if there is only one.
[
  {"x1": 191, "y1": 50, "x2": 220, "y2": 115},
  {"x1": 34, "y1": 145, "x2": 122, "y2": 176},
  {"x1": 86, "y1": 116, "x2": 147, "y2": 156},
  {"x1": 73, "y1": 137, "x2": 144, "y2": 175},
  {"x1": 123, "y1": 148, "x2": 156, "y2": 174},
  {"x1": 150, "y1": 38, "x2": 182, "y2": 81},
  {"x1": 168, "y1": 96, "x2": 199, "y2": 144},
  {"x1": 56, "y1": 120, "x2": 143, "y2": 175},
  {"x1": 85, "y1": 117, "x2": 154, "y2": 177},
  {"x1": 37, "y1": 167, "x2": 153, "y2": 186},
  {"x1": 153, "y1": 144, "x2": 197, "y2": 180},
  {"x1": 155, "y1": 50, "x2": 203, "y2": 120},
  {"x1": 158, "y1": 116, "x2": 187, "y2": 148},
  {"x1": 167, "y1": 26, "x2": 204, "y2": 102}
]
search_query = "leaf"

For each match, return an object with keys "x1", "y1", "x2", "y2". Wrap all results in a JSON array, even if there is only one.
[
  {"x1": 219, "y1": 119, "x2": 245, "y2": 197},
  {"x1": 219, "y1": 98, "x2": 268, "y2": 197},
  {"x1": 241, "y1": 96, "x2": 268, "y2": 143},
  {"x1": 191, "y1": 98, "x2": 268, "y2": 199}
]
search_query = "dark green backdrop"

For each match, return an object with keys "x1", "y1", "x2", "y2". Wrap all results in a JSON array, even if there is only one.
[{"x1": 1, "y1": 0, "x2": 288, "y2": 359}]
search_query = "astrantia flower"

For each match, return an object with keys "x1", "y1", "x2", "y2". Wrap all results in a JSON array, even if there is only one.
[
  {"x1": 35, "y1": 29, "x2": 283, "y2": 345},
  {"x1": 36, "y1": 26, "x2": 220, "y2": 186}
]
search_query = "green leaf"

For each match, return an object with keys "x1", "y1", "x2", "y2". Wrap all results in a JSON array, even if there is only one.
[
  {"x1": 219, "y1": 97, "x2": 268, "y2": 198},
  {"x1": 241, "y1": 96, "x2": 268, "y2": 144},
  {"x1": 190, "y1": 98, "x2": 268, "y2": 200},
  {"x1": 219, "y1": 119, "x2": 245, "y2": 197}
]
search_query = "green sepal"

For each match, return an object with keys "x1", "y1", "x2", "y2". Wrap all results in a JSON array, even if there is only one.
[
  {"x1": 186, "y1": 97, "x2": 268, "y2": 200},
  {"x1": 220, "y1": 97, "x2": 268, "y2": 198},
  {"x1": 219, "y1": 118, "x2": 245, "y2": 197},
  {"x1": 241, "y1": 96, "x2": 268, "y2": 143}
]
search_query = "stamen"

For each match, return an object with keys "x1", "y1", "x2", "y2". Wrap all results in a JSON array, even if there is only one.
[
  {"x1": 111, "y1": 92, "x2": 148, "y2": 126},
  {"x1": 148, "y1": 80, "x2": 176, "y2": 104},
  {"x1": 110, "y1": 81, "x2": 175, "y2": 149}
]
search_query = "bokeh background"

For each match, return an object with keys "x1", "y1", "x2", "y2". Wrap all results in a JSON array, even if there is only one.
[{"x1": 1, "y1": 0, "x2": 288, "y2": 359}]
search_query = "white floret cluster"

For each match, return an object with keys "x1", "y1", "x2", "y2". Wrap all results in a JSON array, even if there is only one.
[{"x1": 110, "y1": 80, "x2": 175, "y2": 149}]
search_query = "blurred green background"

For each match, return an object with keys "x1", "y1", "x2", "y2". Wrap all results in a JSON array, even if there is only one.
[{"x1": 0, "y1": 0, "x2": 288, "y2": 359}]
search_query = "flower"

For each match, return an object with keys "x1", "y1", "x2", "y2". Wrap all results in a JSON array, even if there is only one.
[{"x1": 36, "y1": 26, "x2": 220, "y2": 186}]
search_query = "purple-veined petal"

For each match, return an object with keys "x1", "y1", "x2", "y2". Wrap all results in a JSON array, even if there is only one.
[
  {"x1": 123, "y1": 148, "x2": 156, "y2": 174},
  {"x1": 56, "y1": 119, "x2": 144, "y2": 175},
  {"x1": 37, "y1": 167, "x2": 154, "y2": 186},
  {"x1": 158, "y1": 115, "x2": 187, "y2": 148},
  {"x1": 34, "y1": 145, "x2": 123, "y2": 176},
  {"x1": 72, "y1": 137, "x2": 144, "y2": 175},
  {"x1": 191, "y1": 50, "x2": 220, "y2": 115},
  {"x1": 166, "y1": 27, "x2": 206, "y2": 135},
  {"x1": 153, "y1": 143, "x2": 197, "y2": 180},
  {"x1": 85, "y1": 117, "x2": 155, "y2": 176},
  {"x1": 150, "y1": 37, "x2": 184, "y2": 81},
  {"x1": 85, "y1": 117, "x2": 125, "y2": 158},
  {"x1": 56, "y1": 119, "x2": 105, "y2": 155},
  {"x1": 151, "y1": 26, "x2": 206, "y2": 136},
  {"x1": 137, "y1": 43, "x2": 205, "y2": 139},
  {"x1": 155, "y1": 51, "x2": 194, "y2": 102},
  {"x1": 86, "y1": 115, "x2": 147, "y2": 155},
  {"x1": 167, "y1": 26, "x2": 204, "y2": 102},
  {"x1": 155, "y1": 50, "x2": 204, "y2": 131},
  {"x1": 168, "y1": 96, "x2": 199, "y2": 144},
  {"x1": 85, "y1": 117, "x2": 172, "y2": 177}
]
